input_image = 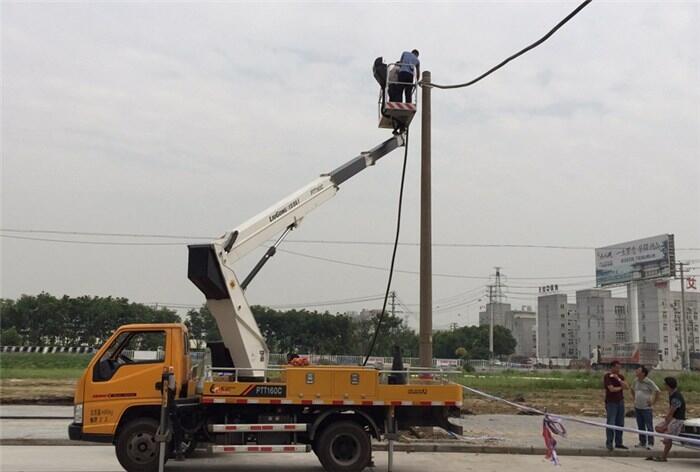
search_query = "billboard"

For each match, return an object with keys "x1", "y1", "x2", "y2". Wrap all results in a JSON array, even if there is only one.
[{"x1": 595, "y1": 234, "x2": 675, "y2": 287}]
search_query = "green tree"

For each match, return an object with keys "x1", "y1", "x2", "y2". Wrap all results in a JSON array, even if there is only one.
[
  {"x1": 183, "y1": 304, "x2": 418, "y2": 358},
  {"x1": 0, "y1": 293, "x2": 180, "y2": 347},
  {"x1": 0, "y1": 326, "x2": 22, "y2": 346},
  {"x1": 434, "y1": 325, "x2": 516, "y2": 360},
  {"x1": 184, "y1": 305, "x2": 221, "y2": 348}
]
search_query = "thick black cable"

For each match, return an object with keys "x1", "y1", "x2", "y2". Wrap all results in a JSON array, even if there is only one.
[
  {"x1": 427, "y1": 0, "x2": 592, "y2": 90},
  {"x1": 362, "y1": 131, "x2": 410, "y2": 366}
]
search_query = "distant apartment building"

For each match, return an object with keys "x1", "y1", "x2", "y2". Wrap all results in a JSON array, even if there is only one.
[
  {"x1": 575, "y1": 289, "x2": 629, "y2": 360},
  {"x1": 532, "y1": 278, "x2": 699, "y2": 366},
  {"x1": 634, "y1": 280, "x2": 700, "y2": 370},
  {"x1": 671, "y1": 289, "x2": 700, "y2": 356},
  {"x1": 536, "y1": 294, "x2": 577, "y2": 358},
  {"x1": 478, "y1": 302, "x2": 512, "y2": 330},
  {"x1": 635, "y1": 280, "x2": 676, "y2": 368},
  {"x1": 511, "y1": 309, "x2": 537, "y2": 357},
  {"x1": 637, "y1": 281, "x2": 700, "y2": 369},
  {"x1": 478, "y1": 303, "x2": 536, "y2": 357}
]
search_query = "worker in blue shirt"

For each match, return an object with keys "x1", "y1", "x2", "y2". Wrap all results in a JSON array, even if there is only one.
[{"x1": 398, "y1": 49, "x2": 420, "y2": 103}]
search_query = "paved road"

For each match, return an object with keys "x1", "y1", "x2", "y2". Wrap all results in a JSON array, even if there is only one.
[
  {"x1": 0, "y1": 405, "x2": 72, "y2": 418},
  {"x1": 0, "y1": 447, "x2": 698, "y2": 472},
  {"x1": 0, "y1": 406, "x2": 666, "y2": 452}
]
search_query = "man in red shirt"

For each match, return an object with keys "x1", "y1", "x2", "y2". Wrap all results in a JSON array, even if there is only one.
[{"x1": 603, "y1": 360, "x2": 629, "y2": 451}]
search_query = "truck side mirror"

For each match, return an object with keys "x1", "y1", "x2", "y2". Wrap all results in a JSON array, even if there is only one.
[{"x1": 93, "y1": 359, "x2": 115, "y2": 382}]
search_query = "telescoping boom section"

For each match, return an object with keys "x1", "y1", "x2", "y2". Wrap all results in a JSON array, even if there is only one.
[{"x1": 187, "y1": 134, "x2": 406, "y2": 378}]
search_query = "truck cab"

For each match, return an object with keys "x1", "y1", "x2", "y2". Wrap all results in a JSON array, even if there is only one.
[{"x1": 69, "y1": 323, "x2": 193, "y2": 443}]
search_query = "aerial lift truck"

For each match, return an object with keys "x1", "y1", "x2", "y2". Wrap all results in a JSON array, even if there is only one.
[{"x1": 68, "y1": 63, "x2": 461, "y2": 472}]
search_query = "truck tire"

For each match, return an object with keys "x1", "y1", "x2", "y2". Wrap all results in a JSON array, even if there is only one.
[
  {"x1": 115, "y1": 418, "x2": 164, "y2": 472},
  {"x1": 316, "y1": 421, "x2": 371, "y2": 472}
]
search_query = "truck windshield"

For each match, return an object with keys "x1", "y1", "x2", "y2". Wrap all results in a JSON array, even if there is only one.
[{"x1": 100, "y1": 331, "x2": 166, "y2": 364}]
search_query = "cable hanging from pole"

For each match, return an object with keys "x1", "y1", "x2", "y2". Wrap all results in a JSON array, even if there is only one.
[
  {"x1": 363, "y1": 130, "x2": 410, "y2": 366},
  {"x1": 424, "y1": 0, "x2": 592, "y2": 90}
]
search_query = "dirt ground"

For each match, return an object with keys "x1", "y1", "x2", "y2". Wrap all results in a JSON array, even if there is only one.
[
  {"x1": 0, "y1": 379, "x2": 76, "y2": 404},
  {"x1": 1, "y1": 379, "x2": 699, "y2": 418}
]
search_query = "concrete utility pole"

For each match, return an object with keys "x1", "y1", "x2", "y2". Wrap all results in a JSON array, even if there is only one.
[
  {"x1": 679, "y1": 262, "x2": 690, "y2": 370},
  {"x1": 419, "y1": 70, "x2": 433, "y2": 369},
  {"x1": 488, "y1": 285, "x2": 495, "y2": 360}
]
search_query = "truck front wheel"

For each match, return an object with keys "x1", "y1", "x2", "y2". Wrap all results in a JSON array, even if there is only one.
[
  {"x1": 115, "y1": 418, "x2": 164, "y2": 472},
  {"x1": 316, "y1": 421, "x2": 371, "y2": 472}
]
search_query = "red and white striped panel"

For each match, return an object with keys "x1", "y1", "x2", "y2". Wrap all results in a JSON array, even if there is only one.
[
  {"x1": 385, "y1": 102, "x2": 417, "y2": 111},
  {"x1": 299, "y1": 399, "x2": 325, "y2": 405},
  {"x1": 210, "y1": 423, "x2": 307, "y2": 433},
  {"x1": 202, "y1": 397, "x2": 293, "y2": 405},
  {"x1": 416, "y1": 401, "x2": 459, "y2": 406},
  {"x1": 211, "y1": 445, "x2": 310, "y2": 454},
  {"x1": 201, "y1": 397, "x2": 461, "y2": 407}
]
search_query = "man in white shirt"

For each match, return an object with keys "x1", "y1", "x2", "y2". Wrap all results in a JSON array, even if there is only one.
[{"x1": 631, "y1": 365, "x2": 660, "y2": 449}]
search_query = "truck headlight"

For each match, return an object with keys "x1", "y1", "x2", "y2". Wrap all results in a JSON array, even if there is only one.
[{"x1": 74, "y1": 403, "x2": 83, "y2": 424}]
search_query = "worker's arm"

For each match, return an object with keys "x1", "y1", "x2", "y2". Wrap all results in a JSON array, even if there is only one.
[
  {"x1": 665, "y1": 404, "x2": 678, "y2": 423},
  {"x1": 651, "y1": 390, "x2": 659, "y2": 406},
  {"x1": 605, "y1": 374, "x2": 625, "y2": 392},
  {"x1": 616, "y1": 374, "x2": 629, "y2": 390}
]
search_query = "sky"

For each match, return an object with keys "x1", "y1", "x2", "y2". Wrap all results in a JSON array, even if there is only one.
[{"x1": 1, "y1": 1, "x2": 699, "y2": 329}]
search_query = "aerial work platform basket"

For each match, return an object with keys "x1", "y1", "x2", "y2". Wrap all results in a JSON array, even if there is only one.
[{"x1": 377, "y1": 62, "x2": 418, "y2": 130}]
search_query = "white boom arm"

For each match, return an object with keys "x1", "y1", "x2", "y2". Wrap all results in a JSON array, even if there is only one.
[{"x1": 188, "y1": 133, "x2": 406, "y2": 377}]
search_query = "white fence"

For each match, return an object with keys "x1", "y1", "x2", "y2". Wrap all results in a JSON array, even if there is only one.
[
  {"x1": 465, "y1": 359, "x2": 533, "y2": 370},
  {"x1": 1, "y1": 345, "x2": 96, "y2": 354}
]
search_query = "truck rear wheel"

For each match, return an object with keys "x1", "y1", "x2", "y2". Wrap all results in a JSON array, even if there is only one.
[
  {"x1": 115, "y1": 418, "x2": 164, "y2": 472},
  {"x1": 316, "y1": 421, "x2": 371, "y2": 472}
]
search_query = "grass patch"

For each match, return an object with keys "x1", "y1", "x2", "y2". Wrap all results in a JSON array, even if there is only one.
[
  {"x1": 0, "y1": 368, "x2": 85, "y2": 379},
  {"x1": 0, "y1": 353, "x2": 91, "y2": 379}
]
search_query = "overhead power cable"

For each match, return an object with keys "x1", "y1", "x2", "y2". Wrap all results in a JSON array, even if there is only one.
[
  {"x1": 268, "y1": 294, "x2": 385, "y2": 309},
  {"x1": 427, "y1": 0, "x2": 593, "y2": 90},
  {"x1": 6, "y1": 232, "x2": 686, "y2": 284},
  {"x1": 3, "y1": 229, "x2": 698, "y2": 251},
  {"x1": 0, "y1": 228, "x2": 212, "y2": 240},
  {"x1": 0, "y1": 234, "x2": 184, "y2": 246},
  {"x1": 279, "y1": 248, "x2": 593, "y2": 280}
]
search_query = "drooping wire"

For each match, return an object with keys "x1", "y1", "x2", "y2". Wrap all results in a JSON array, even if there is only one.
[
  {"x1": 362, "y1": 130, "x2": 410, "y2": 366},
  {"x1": 427, "y1": 0, "x2": 592, "y2": 90}
]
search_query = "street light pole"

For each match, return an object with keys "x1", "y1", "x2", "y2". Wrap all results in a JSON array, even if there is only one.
[
  {"x1": 679, "y1": 262, "x2": 690, "y2": 370},
  {"x1": 419, "y1": 71, "x2": 433, "y2": 369}
]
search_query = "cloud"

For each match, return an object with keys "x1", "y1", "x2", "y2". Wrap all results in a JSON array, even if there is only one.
[{"x1": 1, "y1": 1, "x2": 698, "y2": 327}]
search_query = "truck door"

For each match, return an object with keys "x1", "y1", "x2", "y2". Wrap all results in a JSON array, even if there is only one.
[{"x1": 82, "y1": 329, "x2": 171, "y2": 436}]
